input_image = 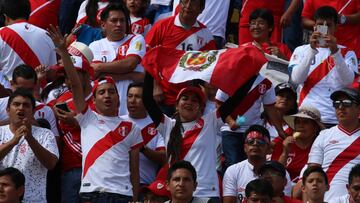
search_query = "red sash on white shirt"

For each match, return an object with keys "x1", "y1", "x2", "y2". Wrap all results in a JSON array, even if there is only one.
[
  {"x1": 116, "y1": 35, "x2": 136, "y2": 60},
  {"x1": 82, "y1": 121, "x2": 133, "y2": 177},
  {"x1": 299, "y1": 49, "x2": 348, "y2": 106},
  {"x1": 156, "y1": 118, "x2": 204, "y2": 180},
  {"x1": 230, "y1": 78, "x2": 272, "y2": 118},
  {"x1": 141, "y1": 123, "x2": 158, "y2": 145},
  {"x1": 0, "y1": 26, "x2": 41, "y2": 68},
  {"x1": 326, "y1": 128, "x2": 360, "y2": 184}
]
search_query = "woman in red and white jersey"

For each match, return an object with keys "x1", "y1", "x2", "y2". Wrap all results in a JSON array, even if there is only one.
[{"x1": 142, "y1": 73, "x2": 256, "y2": 202}]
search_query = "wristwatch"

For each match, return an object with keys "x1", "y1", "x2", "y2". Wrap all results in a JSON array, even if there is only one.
[{"x1": 340, "y1": 15, "x2": 347, "y2": 25}]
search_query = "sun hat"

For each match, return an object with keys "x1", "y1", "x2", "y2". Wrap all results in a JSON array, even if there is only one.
[{"x1": 283, "y1": 106, "x2": 325, "y2": 130}]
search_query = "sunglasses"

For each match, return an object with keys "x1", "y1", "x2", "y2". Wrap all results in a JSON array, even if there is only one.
[
  {"x1": 333, "y1": 99, "x2": 355, "y2": 108},
  {"x1": 246, "y1": 138, "x2": 267, "y2": 146}
]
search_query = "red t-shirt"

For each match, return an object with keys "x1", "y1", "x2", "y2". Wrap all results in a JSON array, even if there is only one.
[
  {"x1": 29, "y1": 0, "x2": 61, "y2": 30},
  {"x1": 271, "y1": 136, "x2": 311, "y2": 180},
  {"x1": 238, "y1": 0, "x2": 285, "y2": 44},
  {"x1": 302, "y1": 0, "x2": 360, "y2": 57}
]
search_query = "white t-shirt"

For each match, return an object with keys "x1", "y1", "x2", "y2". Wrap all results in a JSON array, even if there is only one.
[
  {"x1": 0, "y1": 97, "x2": 59, "y2": 136},
  {"x1": 289, "y1": 45, "x2": 358, "y2": 124},
  {"x1": 0, "y1": 125, "x2": 59, "y2": 203},
  {"x1": 223, "y1": 159, "x2": 292, "y2": 203},
  {"x1": 89, "y1": 34, "x2": 146, "y2": 116},
  {"x1": 328, "y1": 194, "x2": 351, "y2": 203},
  {"x1": 158, "y1": 111, "x2": 223, "y2": 197},
  {"x1": 121, "y1": 115, "x2": 165, "y2": 184},
  {"x1": 197, "y1": 0, "x2": 230, "y2": 39},
  {"x1": 0, "y1": 22, "x2": 57, "y2": 88},
  {"x1": 215, "y1": 75, "x2": 276, "y2": 133},
  {"x1": 76, "y1": 107, "x2": 143, "y2": 196},
  {"x1": 308, "y1": 125, "x2": 360, "y2": 201}
]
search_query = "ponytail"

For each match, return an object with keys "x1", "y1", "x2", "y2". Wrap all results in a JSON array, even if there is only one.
[{"x1": 167, "y1": 112, "x2": 183, "y2": 163}]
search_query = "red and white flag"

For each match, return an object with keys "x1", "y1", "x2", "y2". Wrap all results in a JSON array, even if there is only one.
[{"x1": 142, "y1": 46, "x2": 267, "y2": 96}]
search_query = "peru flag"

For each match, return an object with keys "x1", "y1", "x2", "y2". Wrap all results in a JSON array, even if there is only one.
[{"x1": 142, "y1": 46, "x2": 267, "y2": 96}]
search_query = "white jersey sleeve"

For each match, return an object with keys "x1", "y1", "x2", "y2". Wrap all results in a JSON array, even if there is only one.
[
  {"x1": 308, "y1": 130, "x2": 326, "y2": 165},
  {"x1": 127, "y1": 34, "x2": 146, "y2": 59},
  {"x1": 75, "y1": 107, "x2": 96, "y2": 130},
  {"x1": 223, "y1": 164, "x2": 240, "y2": 197}
]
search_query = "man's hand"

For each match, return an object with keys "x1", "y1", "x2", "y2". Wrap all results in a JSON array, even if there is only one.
[
  {"x1": 309, "y1": 31, "x2": 322, "y2": 50},
  {"x1": 35, "y1": 65, "x2": 48, "y2": 82},
  {"x1": 13, "y1": 126, "x2": 26, "y2": 145},
  {"x1": 47, "y1": 24, "x2": 67, "y2": 53},
  {"x1": 280, "y1": 11, "x2": 293, "y2": 28},
  {"x1": 54, "y1": 107, "x2": 77, "y2": 125},
  {"x1": 282, "y1": 136, "x2": 295, "y2": 154},
  {"x1": 266, "y1": 46, "x2": 287, "y2": 60},
  {"x1": 324, "y1": 34, "x2": 338, "y2": 54}
]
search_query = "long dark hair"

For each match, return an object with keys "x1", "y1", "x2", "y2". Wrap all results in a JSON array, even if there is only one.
[{"x1": 167, "y1": 112, "x2": 183, "y2": 163}]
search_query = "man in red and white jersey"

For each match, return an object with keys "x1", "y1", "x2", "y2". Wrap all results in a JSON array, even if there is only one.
[
  {"x1": 121, "y1": 82, "x2": 166, "y2": 185},
  {"x1": 0, "y1": 65, "x2": 59, "y2": 138},
  {"x1": 215, "y1": 75, "x2": 286, "y2": 170},
  {"x1": 308, "y1": 87, "x2": 360, "y2": 201},
  {"x1": 290, "y1": 6, "x2": 358, "y2": 126},
  {"x1": 145, "y1": 0, "x2": 216, "y2": 115},
  {"x1": 301, "y1": 0, "x2": 360, "y2": 58},
  {"x1": 0, "y1": 0, "x2": 57, "y2": 88},
  {"x1": 222, "y1": 125, "x2": 292, "y2": 203},
  {"x1": 89, "y1": 2, "x2": 146, "y2": 116},
  {"x1": 47, "y1": 24, "x2": 143, "y2": 202}
]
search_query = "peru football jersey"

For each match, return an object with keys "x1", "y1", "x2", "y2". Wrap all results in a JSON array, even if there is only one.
[
  {"x1": 76, "y1": 107, "x2": 143, "y2": 195},
  {"x1": 302, "y1": 0, "x2": 360, "y2": 57},
  {"x1": 308, "y1": 125, "x2": 360, "y2": 201},
  {"x1": 89, "y1": 34, "x2": 146, "y2": 115},
  {"x1": 121, "y1": 115, "x2": 165, "y2": 184},
  {"x1": 130, "y1": 16, "x2": 152, "y2": 36},
  {"x1": 158, "y1": 111, "x2": 223, "y2": 197},
  {"x1": 215, "y1": 75, "x2": 276, "y2": 133},
  {"x1": 289, "y1": 45, "x2": 358, "y2": 124},
  {"x1": 0, "y1": 22, "x2": 57, "y2": 87}
]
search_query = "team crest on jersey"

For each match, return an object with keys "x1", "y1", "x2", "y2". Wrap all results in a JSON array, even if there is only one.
[
  {"x1": 118, "y1": 126, "x2": 129, "y2": 137},
  {"x1": 179, "y1": 50, "x2": 218, "y2": 71},
  {"x1": 147, "y1": 127, "x2": 157, "y2": 136},
  {"x1": 119, "y1": 45, "x2": 129, "y2": 56},
  {"x1": 258, "y1": 84, "x2": 267, "y2": 94},
  {"x1": 131, "y1": 24, "x2": 143, "y2": 34}
]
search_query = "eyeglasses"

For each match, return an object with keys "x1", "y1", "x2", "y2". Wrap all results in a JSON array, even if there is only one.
[
  {"x1": 333, "y1": 99, "x2": 354, "y2": 108},
  {"x1": 246, "y1": 138, "x2": 267, "y2": 146}
]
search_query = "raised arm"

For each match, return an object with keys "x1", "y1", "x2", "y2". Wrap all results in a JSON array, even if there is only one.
[
  {"x1": 218, "y1": 75, "x2": 257, "y2": 122},
  {"x1": 142, "y1": 73, "x2": 164, "y2": 126},
  {"x1": 47, "y1": 25, "x2": 86, "y2": 113}
]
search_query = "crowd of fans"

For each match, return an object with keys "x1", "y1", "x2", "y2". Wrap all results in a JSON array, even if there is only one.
[{"x1": 0, "y1": 0, "x2": 360, "y2": 203}]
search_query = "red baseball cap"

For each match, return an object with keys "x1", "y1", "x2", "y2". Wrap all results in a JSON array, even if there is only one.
[
  {"x1": 142, "y1": 180, "x2": 171, "y2": 198},
  {"x1": 176, "y1": 86, "x2": 206, "y2": 106}
]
